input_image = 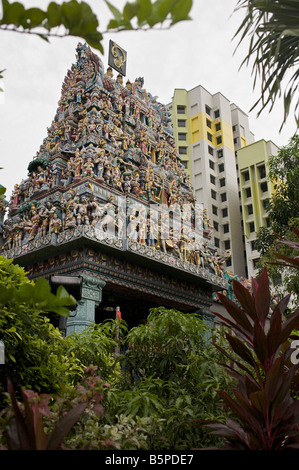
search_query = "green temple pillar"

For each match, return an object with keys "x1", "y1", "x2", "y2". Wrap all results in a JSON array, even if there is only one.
[
  {"x1": 66, "y1": 275, "x2": 106, "y2": 335},
  {"x1": 196, "y1": 308, "x2": 215, "y2": 342}
]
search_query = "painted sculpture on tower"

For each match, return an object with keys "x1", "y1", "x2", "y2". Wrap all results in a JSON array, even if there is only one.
[{"x1": 1, "y1": 43, "x2": 231, "y2": 278}]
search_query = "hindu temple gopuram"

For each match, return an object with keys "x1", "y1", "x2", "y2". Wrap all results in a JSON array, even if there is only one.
[{"x1": 0, "y1": 42, "x2": 230, "y2": 335}]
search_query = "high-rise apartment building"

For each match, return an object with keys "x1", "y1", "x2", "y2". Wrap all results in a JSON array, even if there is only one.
[
  {"x1": 170, "y1": 85, "x2": 255, "y2": 278},
  {"x1": 237, "y1": 139, "x2": 279, "y2": 278}
]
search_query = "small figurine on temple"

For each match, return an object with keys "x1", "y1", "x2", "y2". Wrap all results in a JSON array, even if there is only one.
[
  {"x1": 10, "y1": 184, "x2": 20, "y2": 208},
  {"x1": 74, "y1": 150, "x2": 82, "y2": 178},
  {"x1": 49, "y1": 210, "x2": 62, "y2": 234},
  {"x1": 36, "y1": 165, "x2": 47, "y2": 188},
  {"x1": 67, "y1": 156, "x2": 76, "y2": 182},
  {"x1": 106, "y1": 66, "x2": 113, "y2": 78},
  {"x1": 39, "y1": 205, "x2": 50, "y2": 238},
  {"x1": 122, "y1": 175, "x2": 131, "y2": 193},
  {"x1": 64, "y1": 203, "x2": 77, "y2": 230},
  {"x1": 87, "y1": 119, "x2": 97, "y2": 134},
  {"x1": 64, "y1": 122, "x2": 72, "y2": 140},
  {"x1": 83, "y1": 156, "x2": 95, "y2": 178},
  {"x1": 2, "y1": 219, "x2": 14, "y2": 250},
  {"x1": 111, "y1": 165, "x2": 122, "y2": 191},
  {"x1": 75, "y1": 196, "x2": 90, "y2": 225},
  {"x1": 103, "y1": 163, "x2": 113, "y2": 186},
  {"x1": 24, "y1": 204, "x2": 41, "y2": 242},
  {"x1": 12, "y1": 216, "x2": 24, "y2": 248}
]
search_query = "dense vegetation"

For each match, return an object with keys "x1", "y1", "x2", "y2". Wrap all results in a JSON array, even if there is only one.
[
  {"x1": 0, "y1": 247, "x2": 298, "y2": 449},
  {"x1": 0, "y1": 256, "x2": 232, "y2": 449}
]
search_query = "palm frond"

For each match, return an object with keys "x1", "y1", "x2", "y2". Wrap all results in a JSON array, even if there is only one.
[{"x1": 234, "y1": 0, "x2": 299, "y2": 130}]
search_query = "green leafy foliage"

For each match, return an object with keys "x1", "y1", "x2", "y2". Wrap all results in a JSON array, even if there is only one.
[
  {"x1": 0, "y1": 0, "x2": 104, "y2": 50},
  {"x1": 123, "y1": 307, "x2": 209, "y2": 382},
  {"x1": 1, "y1": 367, "x2": 110, "y2": 450},
  {"x1": 234, "y1": 0, "x2": 299, "y2": 128},
  {"x1": 273, "y1": 226, "x2": 299, "y2": 270},
  {"x1": 0, "y1": 256, "x2": 82, "y2": 396},
  {"x1": 0, "y1": 0, "x2": 193, "y2": 53},
  {"x1": 256, "y1": 135, "x2": 299, "y2": 300},
  {"x1": 207, "y1": 268, "x2": 299, "y2": 450},
  {"x1": 107, "y1": 307, "x2": 232, "y2": 449},
  {"x1": 267, "y1": 135, "x2": 299, "y2": 236},
  {"x1": 105, "y1": 0, "x2": 193, "y2": 30},
  {"x1": 64, "y1": 320, "x2": 125, "y2": 384}
]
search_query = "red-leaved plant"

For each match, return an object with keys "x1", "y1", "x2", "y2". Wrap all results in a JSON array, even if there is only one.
[
  {"x1": 207, "y1": 268, "x2": 299, "y2": 450},
  {"x1": 2, "y1": 366, "x2": 109, "y2": 450}
]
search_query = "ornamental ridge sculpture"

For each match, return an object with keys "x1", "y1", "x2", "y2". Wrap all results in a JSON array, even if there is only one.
[{"x1": 1, "y1": 43, "x2": 230, "y2": 298}]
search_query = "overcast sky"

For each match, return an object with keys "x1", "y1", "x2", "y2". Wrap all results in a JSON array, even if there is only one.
[{"x1": 0, "y1": 0, "x2": 297, "y2": 200}]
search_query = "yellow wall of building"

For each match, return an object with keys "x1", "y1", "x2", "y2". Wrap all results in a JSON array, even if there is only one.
[
  {"x1": 171, "y1": 89, "x2": 192, "y2": 180},
  {"x1": 189, "y1": 113, "x2": 234, "y2": 152},
  {"x1": 237, "y1": 139, "x2": 276, "y2": 238}
]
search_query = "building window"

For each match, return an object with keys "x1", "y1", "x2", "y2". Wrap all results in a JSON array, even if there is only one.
[
  {"x1": 253, "y1": 258, "x2": 260, "y2": 269},
  {"x1": 181, "y1": 161, "x2": 188, "y2": 169},
  {"x1": 263, "y1": 200, "x2": 270, "y2": 210},
  {"x1": 213, "y1": 221, "x2": 219, "y2": 231},
  {"x1": 249, "y1": 221, "x2": 255, "y2": 233},
  {"x1": 245, "y1": 187, "x2": 251, "y2": 198},
  {"x1": 218, "y1": 163, "x2": 224, "y2": 172},
  {"x1": 214, "y1": 109, "x2": 220, "y2": 119},
  {"x1": 214, "y1": 237, "x2": 220, "y2": 248},
  {"x1": 220, "y1": 177, "x2": 226, "y2": 187},
  {"x1": 211, "y1": 189, "x2": 217, "y2": 200},
  {"x1": 216, "y1": 136, "x2": 222, "y2": 145},
  {"x1": 177, "y1": 105, "x2": 186, "y2": 114},
  {"x1": 224, "y1": 239, "x2": 231, "y2": 250},
  {"x1": 179, "y1": 146, "x2": 187, "y2": 155},
  {"x1": 234, "y1": 137, "x2": 238, "y2": 144},
  {"x1": 222, "y1": 207, "x2": 228, "y2": 218},
  {"x1": 226, "y1": 258, "x2": 232, "y2": 267},
  {"x1": 215, "y1": 122, "x2": 221, "y2": 132},
  {"x1": 212, "y1": 205, "x2": 218, "y2": 215},
  {"x1": 205, "y1": 105, "x2": 211, "y2": 116},
  {"x1": 208, "y1": 146, "x2": 214, "y2": 156},
  {"x1": 247, "y1": 204, "x2": 253, "y2": 215},
  {"x1": 210, "y1": 174, "x2": 216, "y2": 185},
  {"x1": 178, "y1": 119, "x2": 186, "y2": 127},
  {"x1": 232, "y1": 125, "x2": 237, "y2": 132},
  {"x1": 261, "y1": 181, "x2": 268, "y2": 192},
  {"x1": 207, "y1": 132, "x2": 213, "y2": 142},
  {"x1": 217, "y1": 149, "x2": 223, "y2": 158},
  {"x1": 206, "y1": 119, "x2": 212, "y2": 128},
  {"x1": 251, "y1": 240, "x2": 257, "y2": 251},
  {"x1": 221, "y1": 192, "x2": 227, "y2": 202},
  {"x1": 223, "y1": 223, "x2": 230, "y2": 233},
  {"x1": 243, "y1": 170, "x2": 250, "y2": 181},
  {"x1": 209, "y1": 159, "x2": 215, "y2": 170},
  {"x1": 258, "y1": 164, "x2": 266, "y2": 179},
  {"x1": 178, "y1": 133, "x2": 187, "y2": 141}
]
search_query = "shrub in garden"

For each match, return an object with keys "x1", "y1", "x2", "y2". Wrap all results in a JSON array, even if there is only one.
[
  {"x1": 108, "y1": 307, "x2": 233, "y2": 449},
  {"x1": 206, "y1": 268, "x2": 299, "y2": 449},
  {"x1": 64, "y1": 320, "x2": 125, "y2": 385},
  {"x1": 0, "y1": 366, "x2": 112, "y2": 450},
  {"x1": 0, "y1": 256, "x2": 83, "y2": 399}
]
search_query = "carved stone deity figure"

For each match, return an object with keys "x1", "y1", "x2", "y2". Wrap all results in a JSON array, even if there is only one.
[
  {"x1": 24, "y1": 205, "x2": 40, "y2": 241},
  {"x1": 49, "y1": 211, "x2": 62, "y2": 234},
  {"x1": 2, "y1": 219, "x2": 14, "y2": 250},
  {"x1": 75, "y1": 196, "x2": 90, "y2": 225},
  {"x1": 83, "y1": 157, "x2": 95, "y2": 177},
  {"x1": 12, "y1": 216, "x2": 24, "y2": 248}
]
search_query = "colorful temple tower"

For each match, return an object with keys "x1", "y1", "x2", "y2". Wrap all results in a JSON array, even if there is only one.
[{"x1": 1, "y1": 43, "x2": 229, "y2": 334}]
